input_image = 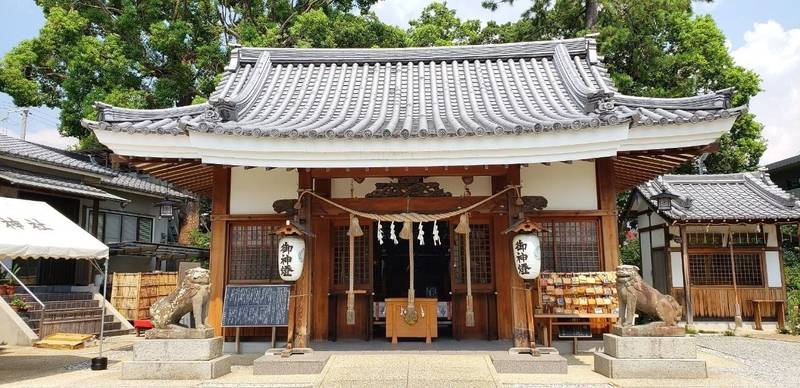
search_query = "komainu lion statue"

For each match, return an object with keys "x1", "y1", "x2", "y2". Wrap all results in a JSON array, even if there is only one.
[
  {"x1": 150, "y1": 267, "x2": 211, "y2": 330},
  {"x1": 617, "y1": 265, "x2": 682, "y2": 326}
]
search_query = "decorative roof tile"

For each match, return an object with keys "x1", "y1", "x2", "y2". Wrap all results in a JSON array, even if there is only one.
[{"x1": 637, "y1": 172, "x2": 800, "y2": 222}]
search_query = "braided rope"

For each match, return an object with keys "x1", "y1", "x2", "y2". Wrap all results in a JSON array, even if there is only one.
[{"x1": 297, "y1": 185, "x2": 521, "y2": 221}]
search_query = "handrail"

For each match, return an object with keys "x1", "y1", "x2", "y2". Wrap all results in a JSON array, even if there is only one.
[{"x1": 1, "y1": 259, "x2": 46, "y2": 332}]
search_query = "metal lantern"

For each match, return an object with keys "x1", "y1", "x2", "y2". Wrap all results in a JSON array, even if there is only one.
[
  {"x1": 651, "y1": 189, "x2": 679, "y2": 211},
  {"x1": 512, "y1": 233, "x2": 542, "y2": 280},
  {"x1": 155, "y1": 199, "x2": 176, "y2": 218},
  {"x1": 277, "y1": 235, "x2": 305, "y2": 282}
]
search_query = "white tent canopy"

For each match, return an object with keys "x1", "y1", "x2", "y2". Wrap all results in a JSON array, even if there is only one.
[
  {"x1": 0, "y1": 197, "x2": 108, "y2": 260},
  {"x1": 0, "y1": 197, "x2": 111, "y2": 365}
]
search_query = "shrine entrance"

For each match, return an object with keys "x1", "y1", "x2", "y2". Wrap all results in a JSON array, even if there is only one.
[{"x1": 372, "y1": 221, "x2": 453, "y2": 339}]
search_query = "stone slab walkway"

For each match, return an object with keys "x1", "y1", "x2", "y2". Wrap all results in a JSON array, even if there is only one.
[{"x1": 316, "y1": 354, "x2": 500, "y2": 388}]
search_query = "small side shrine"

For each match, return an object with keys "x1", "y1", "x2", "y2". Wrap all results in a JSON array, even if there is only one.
[{"x1": 628, "y1": 172, "x2": 800, "y2": 328}]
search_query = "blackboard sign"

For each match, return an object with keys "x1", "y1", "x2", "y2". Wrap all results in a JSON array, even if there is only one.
[{"x1": 222, "y1": 284, "x2": 291, "y2": 327}]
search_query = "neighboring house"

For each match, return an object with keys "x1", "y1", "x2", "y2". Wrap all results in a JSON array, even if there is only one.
[
  {"x1": 627, "y1": 172, "x2": 800, "y2": 322},
  {"x1": 766, "y1": 154, "x2": 800, "y2": 197},
  {"x1": 0, "y1": 134, "x2": 194, "y2": 285}
]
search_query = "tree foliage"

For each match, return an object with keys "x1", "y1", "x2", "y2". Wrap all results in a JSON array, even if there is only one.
[
  {"x1": 481, "y1": 0, "x2": 765, "y2": 173},
  {"x1": 0, "y1": 0, "x2": 766, "y2": 172}
]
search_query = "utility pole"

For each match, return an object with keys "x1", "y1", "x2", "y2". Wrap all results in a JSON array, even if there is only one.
[{"x1": 19, "y1": 108, "x2": 29, "y2": 140}]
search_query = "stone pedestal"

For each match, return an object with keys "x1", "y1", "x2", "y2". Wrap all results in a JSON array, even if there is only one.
[
  {"x1": 491, "y1": 348, "x2": 568, "y2": 374},
  {"x1": 122, "y1": 337, "x2": 231, "y2": 380},
  {"x1": 593, "y1": 334, "x2": 706, "y2": 379},
  {"x1": 253, "y1": 352, "x2": 329, "y2": 375}
]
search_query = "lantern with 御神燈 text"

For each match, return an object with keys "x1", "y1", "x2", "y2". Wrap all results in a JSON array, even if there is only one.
[
  {"x1": 273, "y1": 219, "x2": 313, "y2": 282},
  {"x1": 502, "y1": 215, "x2": 547, "y2": 280},
  {"x1": 512, "y1": 234, "x2": 541, "y2": 280}
]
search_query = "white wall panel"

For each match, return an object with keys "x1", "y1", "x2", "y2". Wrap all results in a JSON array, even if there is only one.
[
  {"x1": 670, "y1": 251, "x2": 684, "y2": 288},
  {"x1": 230, "y1": 167, "x2": 298, "y2": 214},
  {"x1": 520, "y1": 161, "x2": 597, "y2": 210},
  {"x1": 640, "y1": 231, "x2": 653, "y2": 285},
  {"x1": 765, "y1": 251, "x2": 783, "y2": 287}
]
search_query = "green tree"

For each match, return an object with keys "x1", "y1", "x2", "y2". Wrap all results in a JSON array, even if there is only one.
[
  {"x1": 0, "y1": 0, "x2": 382, "y2": 149},
  {"x1": 408, "y1": 2, "x2": 482, "y2": 46},
  {"x1": 482, "y1": 0, "x2": 765, "y2": 174}
]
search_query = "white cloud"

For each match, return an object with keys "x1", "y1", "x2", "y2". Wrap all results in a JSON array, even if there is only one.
[
  {"x1": 372, "y1": 0, "x2": 530, "y2": 28},
  {"x1": 731, "y1": 20, "x2": 800, "y2": 165}
]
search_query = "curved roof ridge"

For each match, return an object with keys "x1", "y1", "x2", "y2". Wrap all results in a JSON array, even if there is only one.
[
  {"x1": 95, "y1": 102, "x2": 209, "y2": 122},
  {"x1": 612, "y1": 88, "x2": 734, "y2": 111},
  {"x1": 238, "y1": 38, "x2": 592, "y2": 64}
]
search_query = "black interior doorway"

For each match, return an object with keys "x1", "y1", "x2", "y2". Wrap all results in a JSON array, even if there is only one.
[{"x1": 373, "y1": 221, "x2": 451, "y2": 302}]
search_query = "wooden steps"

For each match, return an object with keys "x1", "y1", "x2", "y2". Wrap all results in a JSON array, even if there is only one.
[
  {"x1": 4, "y1": 288, "x2": 132, "y2": 341},
  {"x1": 34, "y1": 333, "x2": 94, "y2": 350}
]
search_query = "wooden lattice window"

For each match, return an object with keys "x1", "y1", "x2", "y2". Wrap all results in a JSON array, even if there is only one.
[
  {"x1": 687, "y1": 233, "x2": 724, "y2": 247},
  {"x1": 540, "y1": 219, "x2": 600, "y2": 272},
  {"x1": 227, "y1": 223, "x2": 284, "y2": 283},
  {"x1": 453, "y1": 223, "x2": 492, "y2": 285},
  {"x1": 730, "y1": 232, "x2": 767, "y2": 247},
  {"x1": 332, "y1": 224, "x2": 371, "y2": 289},
  {"x1": 688, "y1": 252, "x2": 763, "y2": 286}
]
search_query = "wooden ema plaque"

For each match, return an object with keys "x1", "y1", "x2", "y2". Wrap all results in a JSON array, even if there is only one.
[{"x1": 385, "y1": 298, "x2": 438, "y2": 344}]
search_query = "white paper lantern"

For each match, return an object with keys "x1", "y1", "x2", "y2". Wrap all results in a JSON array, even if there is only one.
[
  {"x1": 277, "y1": 236, "x2": 305, "y2": 282},
  {"x1": 512, "y1": 234, "x2": 541, "y2": 280}
]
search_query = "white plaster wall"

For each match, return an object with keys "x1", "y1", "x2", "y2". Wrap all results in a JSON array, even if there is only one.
[
  {"x1": 669, "y1": 226, "x2": 680, "y2": 248},
  {"x1": 651, "y1": 228, "x2": 665, "y2": 248},
  {"x1": 230, "y1": 167, "x2": 298, "y2": 214},
  {"x1": 640, "y1": 230, "x2": 653, "y2": 285},
  {"x1": 765, "y1": 251, "x2": 783, "y2": 287},
  {"x1": 637, "y1": 214, "x2": 650, "y2": 229},
  {"x1": 331, "y1": 176, "x2": 492, "y2": 198},
  {"x1": 428, "y1": 176, "x2": 492, "y2": 197},
  {"x1": 670, "y1": 251, "x2": 684, "y2": 288},
  {"x1": 520, "y1": 162, "x2": 597, "y2": 210},
  {"x1": 331, "y1": 178, "x2": 391, "y2": 198},
  {"x1": 764, "y1": 224, "x2": 779, "y2": 247}
]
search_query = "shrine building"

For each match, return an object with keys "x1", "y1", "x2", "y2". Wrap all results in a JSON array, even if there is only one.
[{"x1": 82, "y1": 38, "x2": 743, "y2": 348}]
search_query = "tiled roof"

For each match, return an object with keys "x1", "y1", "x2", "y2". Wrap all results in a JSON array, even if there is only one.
[
  {"x1": 765, "y1": 153, "x2": 800, "y2": 172},
  {"x1": 82, "y1": 38, "x2": 742, "y2": 140},
  {"x1": 0, "y1": 134, "x2": 193, "y2": 200},
  {"x1": 0, "y1": 167, "x2": 127, "y2": 202},
  {"x1": 637, "y1": 172, "x2": 800, "y2": 222},
  {"x1": 0, "y1": 134, "x2": 112, "y2": 175}
]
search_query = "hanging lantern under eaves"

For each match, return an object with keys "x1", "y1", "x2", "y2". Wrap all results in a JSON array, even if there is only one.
[
  {"x1": 277, "y1": 235, "x2": 305, "y2": 282},
  {"x1": 273, "y1": 220, "x2": 314, "y2": 282},
  {"x1": 503, "y1": 214, "x2": 547, "y2": 280},
  {"x1": 512, "y1": 234, "x2": 541, "y2": 280}
]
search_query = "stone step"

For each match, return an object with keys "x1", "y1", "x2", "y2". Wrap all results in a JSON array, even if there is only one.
[
  {"x1": 6, "y1": 292, "x2": 95, "y2": 302},
  {"x1": 594, "y1": 352, "x2": 707, "y2": 379}
]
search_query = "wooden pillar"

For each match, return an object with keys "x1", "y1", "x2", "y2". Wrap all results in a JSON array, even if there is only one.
[
  {"x1": 91, "y1": 199, "x2": 100, "y2": 237},
  {"x1": 596, "y1": 158, "x2": 620, "y2": 271},
  {"x1": 208, "y1": 166, "x2": 230, "y2": 336},
  {"x1": 311, "y1": 178, "x2": 331, "y2": 341},
  {"x1": 679, "y1": 224, "x2": 694, "y2": 326},
  {"x1": 502, "y1": 165, "x2": 529, "y2": 348},
  {"x1": 293, "y1": 169, "x2": 313, "y2": 348}
]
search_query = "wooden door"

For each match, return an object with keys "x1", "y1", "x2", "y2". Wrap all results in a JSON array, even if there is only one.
[
  {"x1": 450, "y1": 216, "x2": 497, "y2": 339},
  {"x1": 329, "y1": 220, "x2": 373, "y2": 340}
]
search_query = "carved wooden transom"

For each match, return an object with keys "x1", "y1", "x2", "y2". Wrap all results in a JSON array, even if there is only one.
[{"x1": 365, "y1": 177, "x2": 452, "y2": 198}]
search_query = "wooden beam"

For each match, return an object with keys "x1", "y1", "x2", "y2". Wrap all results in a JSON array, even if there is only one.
[
  {"x1": 680, "y1": 225, "x2": 694, "y2": 326},
  {"x1": 293, "y1": 169, "x2": 313, "y2": 348},
  {"x1": 596, "y1": 158, "x2": 620, "y2": 271},
  {"x1": 208, "y1": 166, "x2": 230, "y2": 337},
  {"x1": 309, "y1": 165, "x2": 510, "y2": 179}
]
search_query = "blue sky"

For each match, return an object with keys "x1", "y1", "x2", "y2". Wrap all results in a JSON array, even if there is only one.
[{"x1": 1, "y1": 0, "x2": 798, "y2": 163}]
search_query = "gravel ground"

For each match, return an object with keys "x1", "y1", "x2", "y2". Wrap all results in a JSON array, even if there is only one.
[{"x1": 696, "y1": 335, "x2": 800, "y2": 387}]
